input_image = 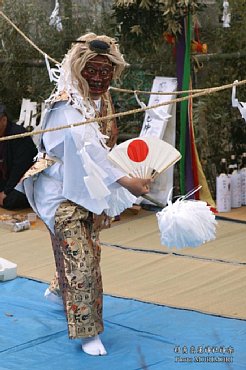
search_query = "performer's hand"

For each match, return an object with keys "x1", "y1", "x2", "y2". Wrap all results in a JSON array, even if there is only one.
[{"x1": 117, "y1": 176, "x2": 151, "y2": 197}]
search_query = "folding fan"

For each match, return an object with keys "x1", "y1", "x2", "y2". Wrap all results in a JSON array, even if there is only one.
[
  {"x1": 108, "y1": 137, "x2": 181, "y2": 179},
  {"x1": 108, "y1": 139, "x2": 217, "y2": 249}
]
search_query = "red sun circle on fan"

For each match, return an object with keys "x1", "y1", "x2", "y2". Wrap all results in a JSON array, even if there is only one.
[{"x1": 127, "y1": 139, "x2": 149, "y2": 162}]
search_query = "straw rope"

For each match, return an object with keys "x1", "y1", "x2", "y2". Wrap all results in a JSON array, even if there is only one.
[
  {"x1": 0, "y1": 11, "x2": 220, "y2": 96},
  {"x1": 0, "y1": 11, "x2": 59, "y2": 65},
  {"x1": 1, "y1": 78, "x2": 246, "y2": 143},
  {"x1": 0, "y1": 10, "x2": 246, "y2": 143},
  {"x1": 109, "y1": 86, "x2": 205, "y2": 95},
  {"x1": 0, "y1": 10, "x2": 203, "y2": 96}
]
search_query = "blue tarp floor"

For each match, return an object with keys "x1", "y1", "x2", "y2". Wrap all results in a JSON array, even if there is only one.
[{"x1": 0, "y1": 277, "x2": 245, "y2": 370}]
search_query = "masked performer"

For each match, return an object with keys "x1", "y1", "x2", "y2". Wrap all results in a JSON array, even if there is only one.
[{"x1": 21, "y1": 33, "x2": 150, "y2": 356}]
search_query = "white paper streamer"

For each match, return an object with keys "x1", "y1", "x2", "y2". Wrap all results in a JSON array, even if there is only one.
[
  {"x1": 80, "y1": 147, "x2": 110, "y2": 200},
  {"x1": 232, "y1": 80, "x2": 246, "y2": 122},
  {"x1": 44, "y1": 54, "x2": 61, "y2": 84},
  {"x1": 49, "y1": 0, "x2": 63, "y2": 32},
  {"x1": 222, "y1": 0, "x2": 231, "y2": 28}
]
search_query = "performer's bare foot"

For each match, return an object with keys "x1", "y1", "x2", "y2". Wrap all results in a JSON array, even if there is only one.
[{"x1": 81, "y1": 335, "x2": 107, "y2": 356}]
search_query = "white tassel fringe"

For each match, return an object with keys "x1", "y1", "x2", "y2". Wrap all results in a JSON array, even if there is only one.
[{"x1": 156, "y1": 187, "x2": 217, "y2": 249}]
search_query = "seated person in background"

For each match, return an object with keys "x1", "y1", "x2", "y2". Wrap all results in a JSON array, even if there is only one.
[{"x1": 0, "y1": 103, "x2": 38, "y2": 210}]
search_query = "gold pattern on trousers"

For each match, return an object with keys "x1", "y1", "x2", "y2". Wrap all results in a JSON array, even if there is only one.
[{"x1": 49, "y1": 201, "x2": 104, "y2": 339}]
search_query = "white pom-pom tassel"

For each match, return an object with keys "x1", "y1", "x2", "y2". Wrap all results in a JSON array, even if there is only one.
[{"x1": 156, "y1": 187, "x2": 217, "y2": 249}]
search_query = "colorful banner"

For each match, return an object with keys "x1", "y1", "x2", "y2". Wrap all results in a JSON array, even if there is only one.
[{"x1": 176, "y1": 14, "x2": 215, "y2": 206}]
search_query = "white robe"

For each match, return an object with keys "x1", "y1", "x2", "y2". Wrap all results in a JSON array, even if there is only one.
[{"x1": 20, "y1": 101, "x2": 136, "y2": 232}]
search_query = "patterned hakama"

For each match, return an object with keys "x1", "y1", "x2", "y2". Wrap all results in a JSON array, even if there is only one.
[{"x1": 49, "y1": 201, "x2": 105, "y2": 339}]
